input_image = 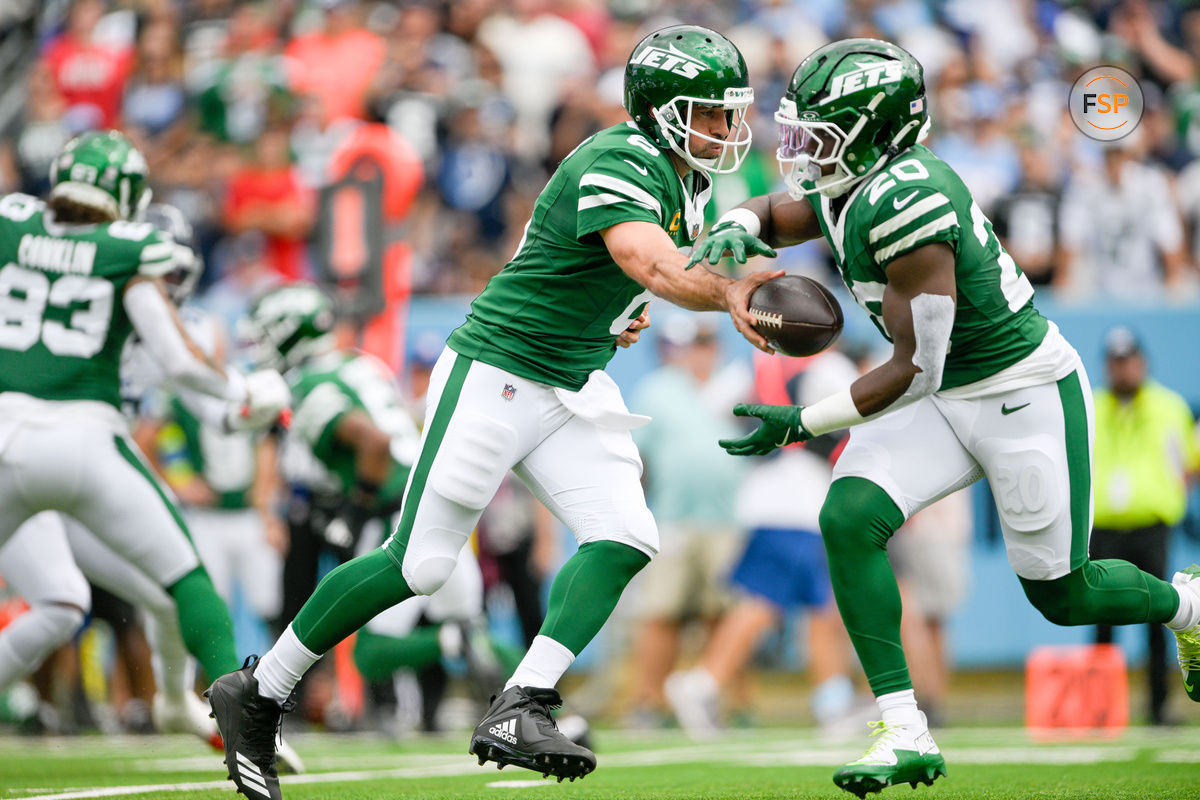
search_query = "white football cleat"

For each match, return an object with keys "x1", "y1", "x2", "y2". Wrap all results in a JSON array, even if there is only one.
[
  {"x1": 153, "y1": 692, "x2": 222, "y2": 751},
  {"x1": 663, "y1": 669, "x2": 721, "y2": 739},
  {"x1": 833, "y1": 712, "x2": 947, "y2": 797}
]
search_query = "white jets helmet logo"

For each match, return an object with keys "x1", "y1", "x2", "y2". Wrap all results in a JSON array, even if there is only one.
[
  {"x1": 823, "y1": 59, "x2": 904, "y2": 103},
  {"x1": 629, "y1": 43, "x2": 708, "y2": 79}
]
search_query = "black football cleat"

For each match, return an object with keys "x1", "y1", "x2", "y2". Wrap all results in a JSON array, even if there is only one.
[
  {"x1": 204, "y1": 656, "x2": 295, "y2": 800},
  {"x1": 469, "y1": 686, "x2": 596, "y2": 781}
]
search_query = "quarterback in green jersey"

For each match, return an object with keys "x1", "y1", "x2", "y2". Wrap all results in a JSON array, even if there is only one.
[
  {"x1": 691, "y1": 39, "x2": 1200, "y2": 796},
  {"x1": 206, "y1": 25, "x2": 782, "y2": 798}
]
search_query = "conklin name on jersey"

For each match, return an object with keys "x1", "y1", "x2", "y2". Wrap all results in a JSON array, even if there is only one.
[
  {"x1": 809, "y1": 144, "x2": 1048, "y2": 389},
  {"x1": 289, "y1": 351, "x2": 418, "y2": 506},
  {"x1": 448, "y1": 122, "x2": 712, "y2": 391},
  {"x1": 0, "y1": 193, "x2": 173, "y2": 407}
]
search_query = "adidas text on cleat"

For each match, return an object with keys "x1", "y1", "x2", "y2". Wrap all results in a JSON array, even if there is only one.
[
  {"x1": 204, "y1": 655, "x2": 296, "y2": 800},
  {"x1": 833, "y1": 714, "x2": 947, "y2": 798},
  {"x1": 468, "y1": 686, "x2": 596, "y2": 781},
  {"x1": 1172, "y1": 565, "x2": 1200, "y2": 701}
]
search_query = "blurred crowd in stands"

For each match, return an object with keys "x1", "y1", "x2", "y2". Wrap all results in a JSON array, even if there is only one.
[{"x1": 3, "y1": 0, "x2": 1200, "y2": 312}]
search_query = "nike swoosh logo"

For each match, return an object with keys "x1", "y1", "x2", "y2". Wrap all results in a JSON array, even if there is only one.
[
  {"x1": 624, "y1": 160, "x2": 649, "y2": 176},
  {"x1": 893, "y1": 190, "x2": 919, "y2": 210},
  {"x1": 1185, "y1": 679, "x2": 1195, "y2": 693},
  {"x1": 775, "y1": 431, "x2": 792, "y2": 448},
  {"x1": 1001, "y1": 402, "x2": 1030, "y2": 415}
]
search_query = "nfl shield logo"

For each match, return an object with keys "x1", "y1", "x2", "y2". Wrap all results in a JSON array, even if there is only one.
[{"x1": 502, "y1": 384, "x2": 516, "y2": 401}]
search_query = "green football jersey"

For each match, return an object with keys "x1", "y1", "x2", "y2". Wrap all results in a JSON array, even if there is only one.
[
  {"x1": 809, "y1": 145, "x2": 1048, "y2": 389},
  {"x1": 448, "y1": 122, "x2": 712, "y2": 390},
  {"x1": 0, "y1": 193, "x2": 173, "y2": 407},
  {"x1": 165, "y1": 396, "x2": 257, "y2": 510},
  {"x1": 289, "y1": 351, "x2": 417, "y2": 505}
]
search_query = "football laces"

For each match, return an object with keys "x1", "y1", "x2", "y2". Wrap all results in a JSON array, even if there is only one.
[{"x1": 749, "y1": 307, "x2": 783, "y2": 329}]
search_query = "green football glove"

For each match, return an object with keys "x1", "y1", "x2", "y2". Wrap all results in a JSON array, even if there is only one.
[
  {"x1": 719, "y1": 403, "x2": 813, "y2": 456},
  {"x1": 686, "y1": 221, "x2": 777, "y2": 269}
]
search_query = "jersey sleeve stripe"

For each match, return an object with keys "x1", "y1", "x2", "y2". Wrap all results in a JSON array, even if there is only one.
[
  {"x1": 868, "y1": 194, "x2": 950, "y2": 244},
  {"x1": 578, "y1": 193, "x2": 660, "y2": 216},
  {"x1": 872, "y1": 211, "x2": 959, "y2": 263},
  {"x1": 140, "y1": 241, "x2": 174, "y2": 262},
  {"x1": 579, "y1": 173, "x2": 662, "y2": 220}
]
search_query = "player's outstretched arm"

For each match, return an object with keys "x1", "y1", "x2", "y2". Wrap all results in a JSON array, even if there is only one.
[
  {"x1": 123, "y1": 277, "x2": 290, "y2": 428},
  {"x1": 803, "y1": 242, "x2": 957, "y2": 436},
  {"x1": 600, "y1": 220, "x2": 783, "y2": 352}
]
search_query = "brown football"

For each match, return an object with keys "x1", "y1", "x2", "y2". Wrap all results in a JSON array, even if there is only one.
[{"x1": 749, "y1": 275, "x2": 844, "y2": 357}]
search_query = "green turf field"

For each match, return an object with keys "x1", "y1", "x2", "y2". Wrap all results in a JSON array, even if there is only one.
[{"x1": 2, "y1": 725, "x2": 1197, "y2": 800}]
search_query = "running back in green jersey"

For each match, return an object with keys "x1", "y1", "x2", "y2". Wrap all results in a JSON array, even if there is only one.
[
  {"x1": 448, "y1": 122, "x2": 712, "y2": 390},
  {"x1": 289, "y1": 351, "x2": 418, "y2": 506},
  {"x1": 808, "y1": 144, "x2": 1048, "y2": 389},
  {"x1": 0, "y1": 193, "x2": 173, "y2": 407}
]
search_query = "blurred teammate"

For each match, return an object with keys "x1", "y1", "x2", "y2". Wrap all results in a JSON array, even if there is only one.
[
  {"x1": 0, "y1": 134, "x2": 290, "y2": 734},
  {"x1": 692, "y1": 39, "x2": 1200, "y2": 796},
  {"x1": 205, "y1": 25, "x2": 779, "y2": 797}
]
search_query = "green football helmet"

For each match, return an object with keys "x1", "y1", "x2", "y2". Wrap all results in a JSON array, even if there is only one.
[
  {"x1": 775, "y1": 38, "x2": 929, "y2": 198},
  {"x1": 624, "y1": 25, "x2": 754, "y2": 174},
  {"x1": 49, "y1": 130, "x2": 151, "y2": 220},
  {"x1": 241, "y1": 284, "x2": 337, "y2": 371}
]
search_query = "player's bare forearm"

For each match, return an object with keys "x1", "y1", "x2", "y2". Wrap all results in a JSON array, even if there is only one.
[
  {"x1": 335, "y1": 410, "x2": 393, "y2": 486},
  {"x1": 850, "y1": 243, "x2": 957, "y2": 416},
  {"x1": 602, "y1": 220, "x2": 783, "y2": 351},
  {"x1": 737, "y1": 192, "x2": 822, "y2": 248}
]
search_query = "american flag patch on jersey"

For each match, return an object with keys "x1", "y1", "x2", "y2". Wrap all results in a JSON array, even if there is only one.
[{"x1": 502, "y1": 384, "x2": 516, "y2": 401}]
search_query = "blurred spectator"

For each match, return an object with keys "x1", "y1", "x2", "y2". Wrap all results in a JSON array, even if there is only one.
[
  {"x1": 991, "y1": 143, "x2": 1066, "y2": 287},
  {"x1": 39, "y1": 0, "x2": 133, "y2": 129},
  {"x1": 122, "y1": 21, "x2": 188, "y2": 141},
  {"x1": 890, "y1": 489, "x2": 973, "y2": 729},
  {"x1": 285, "y1": 0, "x2": 385, "y2": 126},
  {"x1": 190, "y1": 3, "x2": 293, "y2": 145},
  {"x1": 477, "y1": 0, "x2": 595, "y2": 161},
  {"x1": 627, "y1": 314, "x2": 750, "y2": 725},
  {"x1": 223, "y1": 122, "x2": 315, "y2": 280},
  {"x1": 930, "y1": 83, "x2": 1020, "y2": 215},
  {"x1": 6, "y1": 64, "x2": 73, "y2": 197},
  {"x1": 1059, "y1": 136, "x2": 1189, "y2": 297},
  {"x1": 664, "y1": 347, "x2": 867, "y2": 737},
  {"x1": 1090, "y1": 326, "x2": 1200, "y2": 726}
]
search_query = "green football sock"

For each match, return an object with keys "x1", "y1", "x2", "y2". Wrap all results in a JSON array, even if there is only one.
[
  {"x1": 1020, "y1": 559, "x2": 1180, "y2": 626},
  {"x1": 166, "y1": 567, "x2": 240, "y2": 679},
  {"x1": 820, "y1": 477, "x2": 909, "y2": 697},
  {"x1": 353, "y1": 626, "x2": 442, "y2": 681},
  {"x1": 539, "y1": 540, "x2": 650, "y2": 656},
  {"x1": 292, "y1": 549, "x2": 415, "y2": 654}
]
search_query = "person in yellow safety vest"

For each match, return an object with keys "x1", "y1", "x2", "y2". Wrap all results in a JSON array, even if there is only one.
[{"x1": 1091, "y1": 325, "x2": 1200, "y2": 725}]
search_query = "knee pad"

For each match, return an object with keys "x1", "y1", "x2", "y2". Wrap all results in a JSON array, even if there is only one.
[
  {"x1": 429, "y1": 413, "x2": 517, "y2": 511},
  {"x1": 402, "y1": 531, "x2": 467, "y2": 596},
  {"x1": 819, "y1": 477, "x2": 905, "y2": 556}
]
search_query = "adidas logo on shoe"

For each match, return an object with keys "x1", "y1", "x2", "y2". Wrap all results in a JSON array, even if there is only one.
[
  {"x1": 235, "y1": 751, "x2": 272, "y2": 798},
  {"x1": 488, "y1": 717, "x2": 518, "y2": 745}
]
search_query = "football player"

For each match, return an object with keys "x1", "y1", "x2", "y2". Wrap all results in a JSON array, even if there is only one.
[
  {"x1": 0, "y1": 132, "x2": 291, "y2": 731},
  {"x1": 690, "y1": 39, "x2": 1200, "y2": 796},
  {"x1": 205, "y1": 24, "x2": 780, "y2": 797}
]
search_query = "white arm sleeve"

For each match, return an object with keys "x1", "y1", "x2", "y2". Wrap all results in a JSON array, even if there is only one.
[
  {"x1": 123, "y1": 280, "x2": 246, "y2": 403},
  {"x1": 801, "y1": 293, "x2": 954, "y2": 436}
]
